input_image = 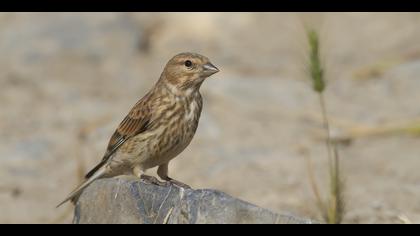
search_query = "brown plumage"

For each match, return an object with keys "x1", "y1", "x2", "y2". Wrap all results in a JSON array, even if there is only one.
[{"x1": 58, "y1": 52, "x2": 219, "y2": 207}]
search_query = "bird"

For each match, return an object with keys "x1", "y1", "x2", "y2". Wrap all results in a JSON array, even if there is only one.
[{"x1": 57, "y1": 52, "x2": 219, "y2": 207}]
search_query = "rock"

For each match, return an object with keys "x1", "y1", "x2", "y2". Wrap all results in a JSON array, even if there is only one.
[{"x1": 73, "y1": 176, "x2": 316, "y2": 224}]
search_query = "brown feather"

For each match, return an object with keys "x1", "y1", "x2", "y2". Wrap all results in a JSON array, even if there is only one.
[{"x1": 85, "y1": 94, "x2": 152, "y2": 178}]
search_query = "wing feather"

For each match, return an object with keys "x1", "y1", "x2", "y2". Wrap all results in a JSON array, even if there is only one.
[{"x1": 85, "y1": 96, "x2": 152, "y2": 179}]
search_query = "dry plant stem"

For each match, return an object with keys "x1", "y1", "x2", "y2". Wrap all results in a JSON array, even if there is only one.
[
  {"x1": 327, "y1": 145, "x2": 343, "y2": 224},
  {"x1": 333, "y1": 146, "x2": 342, "y2": 223},
  {"x1": 319, "y1": 93, "x2": 345, "y2": 224},
  {"x1": 341, "y1": 120, "x2": 420, "y2": 139},
  {"x1": 305, "y1": 156, "x2": 326, "y2": 217},
  {"x1": 319, "y1": 93, "x2": 333, "y2": 174}
]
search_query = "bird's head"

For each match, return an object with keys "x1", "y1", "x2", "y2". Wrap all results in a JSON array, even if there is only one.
[{"x1": 160, "y1": 52, "x2": 219, "y2": 94}]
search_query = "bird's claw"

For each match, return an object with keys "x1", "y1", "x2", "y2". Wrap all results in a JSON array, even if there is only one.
[
  {"x1": 140, "y1": 175, "x2": 167, "y2": 186},
  {"x1": 168, "y1": 179, "x2": 191, "y2": 189},
  {"x1": 140, "y1": 175, "x2": 191, "y2": 189}
]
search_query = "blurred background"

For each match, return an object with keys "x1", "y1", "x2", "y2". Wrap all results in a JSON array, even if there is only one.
[{"x1": 1, "y1": 12, "x2": 420, "y2": 224}]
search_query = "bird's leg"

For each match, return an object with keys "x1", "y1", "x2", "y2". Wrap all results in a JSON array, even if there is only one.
[
  {"x1": 133, "y1": 165, "x2": 167, "y2": 186},
  {"x1": 133, "y1": 165, "x2": 146, "y2": 178},
  {"x1": 157, "y1": 163, "x2": 191, "y2": 189}
]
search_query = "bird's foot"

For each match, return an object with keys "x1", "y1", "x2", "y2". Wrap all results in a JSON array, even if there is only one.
[
  {"x1": 140, "y1": 175, "x2": 169, "y2": 187},
  {"x1": 140, "y1": 175, "x2": 191, "y2": 189},
  {"x1": 166, "y1": 178, "x2": 191, "y2": 189}
]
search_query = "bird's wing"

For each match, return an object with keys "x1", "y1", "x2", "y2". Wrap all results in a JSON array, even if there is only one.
[{"x1": 85, "y1": 96, "x2": 152, "y2": 179}]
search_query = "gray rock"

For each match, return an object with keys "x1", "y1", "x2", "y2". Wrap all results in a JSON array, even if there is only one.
[{"x1": 73, "y1": 176, "x2": 316, "y2": 224}]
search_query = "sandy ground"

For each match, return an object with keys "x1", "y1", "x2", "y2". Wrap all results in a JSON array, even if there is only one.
[{"x1": 0, "y1": 12, "x2": 420, "y2": 223}]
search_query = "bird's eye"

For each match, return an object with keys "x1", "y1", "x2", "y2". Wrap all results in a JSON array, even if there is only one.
[{"x1": 184, "y1": 60, "x2": 192, "y2": 68}]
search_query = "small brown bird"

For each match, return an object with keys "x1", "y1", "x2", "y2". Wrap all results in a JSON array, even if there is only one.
[{"x1": 58, "y1": 52, "x2": 219, "y2": 207}]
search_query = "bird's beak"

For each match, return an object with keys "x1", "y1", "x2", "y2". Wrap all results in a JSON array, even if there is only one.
[{"x1": 202, "y1": 62, "x2": 219, "y2": 76}]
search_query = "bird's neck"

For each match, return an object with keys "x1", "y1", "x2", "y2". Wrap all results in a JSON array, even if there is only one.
[{"x1": 157, "y1": 77, "x2": 201, "y2": 99}]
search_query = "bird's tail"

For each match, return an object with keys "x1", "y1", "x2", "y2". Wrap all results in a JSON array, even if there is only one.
[{"x1": 56, "y1": 166, "x2": 107, "y2": 208}]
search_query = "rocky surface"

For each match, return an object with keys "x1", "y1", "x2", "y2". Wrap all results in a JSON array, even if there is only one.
[{"x1": 73, "y1": 177, "x2": 316, "y2": 224}]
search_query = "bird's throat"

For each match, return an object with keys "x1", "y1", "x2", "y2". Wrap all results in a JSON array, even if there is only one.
[{"x1": 162, "y1": 80, "x2": 200, "y2": 99}]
